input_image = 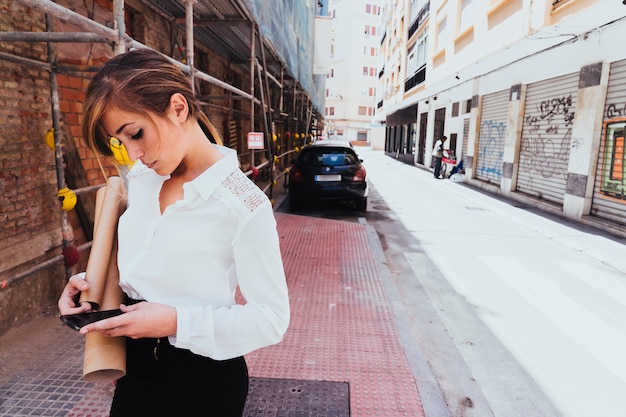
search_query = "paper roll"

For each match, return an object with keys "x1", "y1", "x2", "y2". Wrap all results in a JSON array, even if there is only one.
[
  {"x1": 80, "y1": 176, "x2": 127, "y2": 383},
  {"x1": 83, "y1": 238, "x2": 126, "y2": 382},
  {"x1": 79, "y1": 176, "x2": 125, "y2": 308}
]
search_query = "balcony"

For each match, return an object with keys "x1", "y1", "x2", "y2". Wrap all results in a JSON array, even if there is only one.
[
  {"x1": 405, "y1": 65, "x2": 426, "y2": 91},
  {"x1": 407, "y1": 1, "x2": 430, "y2": 39}
]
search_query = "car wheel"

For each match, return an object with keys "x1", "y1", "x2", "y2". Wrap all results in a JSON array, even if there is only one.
[{"x1": 356, "y1": 197, "x2": 367, "y2": 212}]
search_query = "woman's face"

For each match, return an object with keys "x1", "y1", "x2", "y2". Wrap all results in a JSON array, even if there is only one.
[{"x1": 101, "y1": 105, "x2": 183, "y2": 176}]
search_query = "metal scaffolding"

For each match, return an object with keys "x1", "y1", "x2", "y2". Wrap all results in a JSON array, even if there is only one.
[{"x1": 0, "y1": 0, "x2": 323, "y2": 288}]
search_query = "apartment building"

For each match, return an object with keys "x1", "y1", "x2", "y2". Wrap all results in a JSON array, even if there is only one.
[
  {"x1": 377, "y1": 0, "x2": 626, "y2": 236},
  {"x1": 324, "y1": 0, "x2": 383, "y2": 144}
]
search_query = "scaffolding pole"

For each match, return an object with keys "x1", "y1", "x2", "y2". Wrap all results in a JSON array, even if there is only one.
[
  {"x1": 249, "y1": 21, "x2": 256, "y2": 168},
  {"x1": 46, "y1": 13, "x2": 74, "y2": 280},
  {"x1": 0, "y1": 32, "x2": 109, "y2": 43},
  {"x1": 184, "y1": 0, "x2": 195, "y2": 92}
]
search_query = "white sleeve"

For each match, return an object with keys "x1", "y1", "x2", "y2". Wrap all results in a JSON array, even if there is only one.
[{"x1": 173, "y1": 204, "x2": 290, "y2": 360}]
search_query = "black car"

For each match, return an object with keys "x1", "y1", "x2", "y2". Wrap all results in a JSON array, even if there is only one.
[{"x1": 288, "y1": 142, "x2": 368, "y2": 212}]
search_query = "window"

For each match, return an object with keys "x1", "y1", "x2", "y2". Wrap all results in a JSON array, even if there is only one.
[
  {"x1": 407, "y1": 45, "x2": 418, "y2": 75},
  {"x1": 372, "y1": 26, "x2": 377, "y2": 36},
  {"x1": 363, "y1": 66, "x2": 369, "y2": 76},
  {"x1": 436, "y1": 15, "x2": 448, "y2": 51},
  {"x1": 365, "y1": 4, "x2": 371, "y2": 13},
  {"x1": 452, "y1": 102, "x2": 460, "y2": 117},
  {"x1": 329, "y1": 107, "x2": 335, "y2": 116},
  {"x1": 410, "y1": 0, "x2": 420, "y2": 22},
  {"x1": 369, "y1": 67, "x2": 375, "y2": 76},
  {"x1": 416, "y1": 31, "x2": 428, "y2": 68},
  {"x1": 405, "y1": 31, "x2": 428, "y2": 90},
  {"x1": 458, "y1": 0, "x2": 474, "y2": 33},
  {"x1": 365, "y1": 25, "x2": 371, "y2": 35},
  {"x1": 370, "y1": 47, "x2": 376, "y2": 56},
  {"x1": 463, "y1": 99, "x2": 472, "y2": 114},
  {"x1": 358, "y1": 106, "x2": 367, "y2": 115},
  {"x1": 368, "y1": 107, "x2": 374, "y2": 116}
]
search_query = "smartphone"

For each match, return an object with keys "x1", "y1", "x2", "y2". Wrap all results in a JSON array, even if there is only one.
[{"x1": 60, "y1": 309, "x2": 123, "y2": 331}]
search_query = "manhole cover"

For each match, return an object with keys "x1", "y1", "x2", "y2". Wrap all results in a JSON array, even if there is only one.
[{"x1": 243, "y1": 378, "x2": 350, "y2": 417}]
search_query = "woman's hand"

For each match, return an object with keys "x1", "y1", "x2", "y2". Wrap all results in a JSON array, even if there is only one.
[
  {"x1": 79, "y1": 302, "x2": 177, "y2": 339},
  {"x1": 58, "y1": 274, "x2": 92, "y2": 316}
]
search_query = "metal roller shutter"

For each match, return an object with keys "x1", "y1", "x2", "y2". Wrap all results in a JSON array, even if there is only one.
[
  {"x1": 517, "y1": 73, "x2": 578, "y2": 204},
  {"x1": 476, "y1": 90, "x2": 508, "y2": 182},
  {"x1": 461, "y1": 118, "x2": 469, "y2": 161},
  {"x1": 592, "y1": 59, "x2": 626, "y2": 224}
]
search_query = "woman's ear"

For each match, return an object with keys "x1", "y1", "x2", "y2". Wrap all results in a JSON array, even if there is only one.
[{"x1": 168, "y1": 93, "x2": 189, "y2": 122}]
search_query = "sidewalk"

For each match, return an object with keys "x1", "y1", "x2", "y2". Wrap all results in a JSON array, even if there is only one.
[{"x1": 0, "y1": 176, "x2": 426, "y2": 416}]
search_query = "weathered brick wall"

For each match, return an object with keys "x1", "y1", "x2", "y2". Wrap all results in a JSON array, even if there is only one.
[
  {"x1": 0, "y1": 0, "x2": 255, "y2": 336},
  {"x1": 0, "y1": 0, "x2": 66, "y2": 333}
]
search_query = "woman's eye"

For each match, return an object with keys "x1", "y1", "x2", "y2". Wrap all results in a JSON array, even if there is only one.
[{"x1": 131, "y1": 129, "x2": 143, "y2": 140}]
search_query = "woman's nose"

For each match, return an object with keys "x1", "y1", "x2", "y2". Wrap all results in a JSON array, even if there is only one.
[{"x1": 124, "y1": 142, "x2": 143, "y2": 161}]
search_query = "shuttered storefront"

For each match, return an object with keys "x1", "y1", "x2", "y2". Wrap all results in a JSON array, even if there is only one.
[
  {"x1": 476, "y1": 90, "x2": 508, "y2": 182},
  {"x1": 462, "y1": 118, "x2": 469, "y2": 161},
  {"x1": 591, "y1": 59, "x2": 626, "y2": 224},
  {"x1": 517, "y1": 73, "x2": 578, "y2": 204}
]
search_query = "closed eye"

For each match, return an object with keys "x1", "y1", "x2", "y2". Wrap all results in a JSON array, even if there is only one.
[{"x1": 131, "y1": 129, "x2": 143, "y2": 140}]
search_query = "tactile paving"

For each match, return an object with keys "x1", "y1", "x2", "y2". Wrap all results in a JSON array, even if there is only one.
[
  {"x1": 245, "y1": 213, "x2": 424, "y2": 416},
  {"x1": 0, "y1": 213, "x2": 425, "y2": 417}
]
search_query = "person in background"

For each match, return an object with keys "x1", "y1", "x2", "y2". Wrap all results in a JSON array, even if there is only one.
[
  {"x1": 432, "y1": 135, "x2": 447, "y2": 179},
  {"x1": 58, "y1": 48, "x2": 290, "y2": 417}
]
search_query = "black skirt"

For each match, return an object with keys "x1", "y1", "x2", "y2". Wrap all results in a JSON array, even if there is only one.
[{"x1": 110, "y1": 337, "x2": 249, "y2": 417}]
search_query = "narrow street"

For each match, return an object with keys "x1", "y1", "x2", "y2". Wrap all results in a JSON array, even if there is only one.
[{"x1": 282, "y1": 147, "x2": 626, "y2": 417}]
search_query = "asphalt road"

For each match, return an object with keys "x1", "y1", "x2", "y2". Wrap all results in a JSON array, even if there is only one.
[{"x1": 277, "y1": 147, "x2": 626, "y2": 417}]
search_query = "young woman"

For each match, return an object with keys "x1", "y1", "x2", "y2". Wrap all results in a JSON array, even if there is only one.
[{"x1": 58, "y1": 48, "x2": 290, "y2": 416}]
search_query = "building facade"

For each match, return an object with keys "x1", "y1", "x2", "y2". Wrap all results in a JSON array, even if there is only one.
[
  {"x1": 377, "y1": 0, "x2": 626, "y2": 237},
  {"x1": 324, "y1": 0, "x2": 383, "y2": 144}
]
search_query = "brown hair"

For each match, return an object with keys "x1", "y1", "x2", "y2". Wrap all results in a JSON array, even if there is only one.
[{"x1": 82, "y1": 48, "x2": 221, "y2": 160}]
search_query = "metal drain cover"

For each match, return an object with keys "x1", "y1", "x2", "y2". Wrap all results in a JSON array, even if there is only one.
[{"x1": 243, "y1": 378, "x2": 350, "y2": 417}]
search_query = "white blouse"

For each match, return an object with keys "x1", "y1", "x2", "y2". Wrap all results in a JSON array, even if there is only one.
[{"x1": 117, "y1": 145, "x2": 290, "y2": 360}]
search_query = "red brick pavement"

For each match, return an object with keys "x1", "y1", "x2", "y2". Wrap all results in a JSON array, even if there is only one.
[{"x1": 67, "y1": 212, "x2": 425, "y2": 417}]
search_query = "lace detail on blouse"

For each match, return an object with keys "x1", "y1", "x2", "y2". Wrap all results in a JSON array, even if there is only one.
[{"x1": 214, "y1": 170, "x2": 266, "y2": 221}]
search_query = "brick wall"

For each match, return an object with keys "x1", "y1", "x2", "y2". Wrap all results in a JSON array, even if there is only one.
[
  {"x1": 0, "y1": 0, "x2": 66, "y2": 333},
  {"x1": 0, "y1": 0, "x2": 256, "y2": 336}
]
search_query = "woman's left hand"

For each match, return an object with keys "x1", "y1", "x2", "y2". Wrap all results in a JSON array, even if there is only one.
[{"x1": 79, "y1": 302, "x2": 177, "y2": 339}]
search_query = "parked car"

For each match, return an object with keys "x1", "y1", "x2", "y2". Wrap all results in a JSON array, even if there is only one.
[{"x1": 288, "y1": 143, "x2": 368, "y2": 212}]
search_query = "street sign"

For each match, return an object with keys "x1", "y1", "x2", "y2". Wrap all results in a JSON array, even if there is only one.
[{"x1": 248, "y1": 132, "x2": 264, "y2": 150}]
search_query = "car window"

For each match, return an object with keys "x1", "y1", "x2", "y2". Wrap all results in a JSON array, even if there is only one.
[{"x1": 301, "y1": 149, "x2": 357, "y2": 166}]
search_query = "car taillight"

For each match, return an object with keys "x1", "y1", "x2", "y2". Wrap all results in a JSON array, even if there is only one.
[
  {"x1": 352, "y1": 165, "x2": 366, "y2": 182},
  {"x1": 290, "y1": 166, "x2": 305, "y2": 183}
]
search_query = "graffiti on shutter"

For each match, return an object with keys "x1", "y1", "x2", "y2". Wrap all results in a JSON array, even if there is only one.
[
  {"x1": 476, "y1": 90, "x2": 508, "y2": 182},
  {"x1": 517, "y1": 73, "x2": 578, "y2": 204}
]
